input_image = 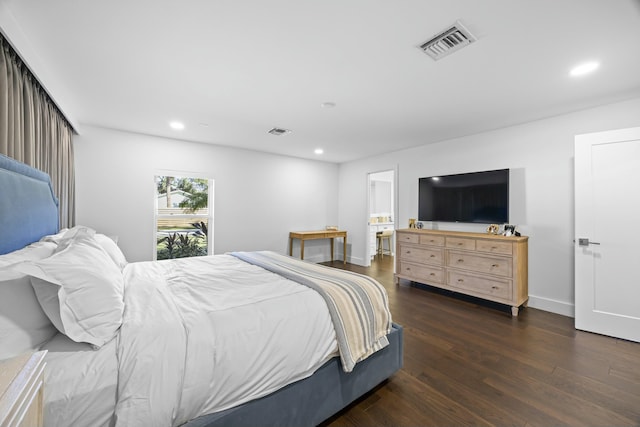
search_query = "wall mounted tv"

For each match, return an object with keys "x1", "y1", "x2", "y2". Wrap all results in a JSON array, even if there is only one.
[{"x1": 418, "y1": 169, "x2": 509, "y2": 224}]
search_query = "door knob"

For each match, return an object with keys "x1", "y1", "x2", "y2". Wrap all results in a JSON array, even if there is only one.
[{"x1": 578, "y1": 238, "x2": 600, "y2": 246}]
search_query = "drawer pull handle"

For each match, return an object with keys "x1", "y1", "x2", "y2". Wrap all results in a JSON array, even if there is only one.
[
  {"x1": 491, "y1": 286, "x2": 498, "y2": 290},
  {"x1": 457, "y1": 242, "x2": 463, "y2": 246},
  {"x1": 491, "y1": 264, "x2": 499, "y2": 268},
  {"x1": 457, "y1": 279, "x2": 464, "y2": 283},
  {"x1": 430, "y1": 254, "x2": 435, "y2": 258},
  {"x1": 457, "y1": 259, "x2": 464, "y2": 263},
  {"x1": 430, "y1": 272, "x2": 435, "y2": 276}
]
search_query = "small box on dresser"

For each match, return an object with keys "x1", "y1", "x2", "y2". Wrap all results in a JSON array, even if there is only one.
[
  {"x1": 395, "y1": 229, "x2": 528, "y2": 316},
  {"x1": 0, "y1": 351, "x2": 47, "y2": 427}
]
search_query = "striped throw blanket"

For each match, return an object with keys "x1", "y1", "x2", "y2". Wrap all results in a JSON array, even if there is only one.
[{"x1": 230, "y1": 251, "x2": 392, "y2": 372}]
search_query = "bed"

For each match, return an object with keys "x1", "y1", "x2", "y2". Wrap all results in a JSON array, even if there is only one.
[{"x1": 0, "y1": 153, "x2": 403, "y2": 427}]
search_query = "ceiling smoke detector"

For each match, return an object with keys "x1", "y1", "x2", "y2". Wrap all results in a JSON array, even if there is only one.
[
  {"x1": 268, "y1": 127, "x2": 292, "y2": 136},
  {"x1": 419, "y1": 20, "x2": 477, "y2": 61}
]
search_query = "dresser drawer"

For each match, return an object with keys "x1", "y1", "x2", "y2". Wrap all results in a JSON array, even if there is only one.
[
  {"x1": 399, "y1": 262, "x2": 444, "y2": 284},
  {"x1": 476, "y1": 240, "x2": 513, "y2": 255},
  {"x1": 397, "y1": 232, "x2": 419, "y2": 244},
  {"x1": 398, "y1": 245, "x2": 443, "y2": 265},
  {"x1": 446, "y1": 237, "x2": 476, "y2": 250},
  {"x1": 447, "y1": 270, "x2": 512, "y2": 300},
  {"x1": 419, "y1": 234, "x2": 445, "y2": 247},
  {"x1": 447, "y1": 251, "x2": 512, "y2": 277}
]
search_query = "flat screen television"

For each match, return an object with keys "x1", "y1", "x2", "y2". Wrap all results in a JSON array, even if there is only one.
[{"x1": 418, "y1": 169, "x2": 509, "y2": 224}]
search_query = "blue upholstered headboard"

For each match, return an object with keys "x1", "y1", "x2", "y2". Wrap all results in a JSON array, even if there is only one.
[{"x1": 0, "y1": 154, "x2": 59, "y2": 255}]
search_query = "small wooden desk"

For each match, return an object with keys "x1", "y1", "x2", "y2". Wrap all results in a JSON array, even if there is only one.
[{"x1": 289, "y1": 230, "x2": 347, "y2": 264}]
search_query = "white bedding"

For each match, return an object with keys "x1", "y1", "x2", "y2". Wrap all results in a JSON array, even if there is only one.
[
  {"x1": 42, "y1": 254, "x2": 338, "y2": 427},
  {"x1": 42, "y1": 334, "x2": 118, "y2": 427}
]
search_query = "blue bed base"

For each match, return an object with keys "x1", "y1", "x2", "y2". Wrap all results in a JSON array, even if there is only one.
[
  {"x1": 0, "y1": 154, "x2": 59, "y2": 254},
  {"x1": 185, "y1": 323, "x2": 403, "y2": 427}
]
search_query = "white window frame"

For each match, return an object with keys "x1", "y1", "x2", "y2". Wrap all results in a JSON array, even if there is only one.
[{"x1": 153, "y1": 171, "x2": 214, "y2": 260}]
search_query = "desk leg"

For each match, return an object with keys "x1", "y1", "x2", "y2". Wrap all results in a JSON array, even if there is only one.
[
  {"x1": 343, "y1": 237, "x2": 347, "y2": 264},
  {"x1": 289, "y1": 237, "x2": 293, "y2": 257},
  {"x1": 330, "y1": 238, "x2": 335, "y2": 262},
  {"x1": 300, "y1": 240, "x2": 305, "y2": 260}
]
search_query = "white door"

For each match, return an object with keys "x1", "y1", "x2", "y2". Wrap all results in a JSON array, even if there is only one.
[{"x1": 574, "y1": 126, "x2": 640, "y2": 343}]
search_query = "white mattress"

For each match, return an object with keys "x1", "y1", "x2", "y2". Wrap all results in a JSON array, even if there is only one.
[{"x1": 41, "y1": 254, "x2": 338, "y2": 426}]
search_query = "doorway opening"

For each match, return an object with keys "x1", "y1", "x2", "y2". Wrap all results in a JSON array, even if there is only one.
[{"x1": 367, "y1": 169, "x2": 396, "y2": 267}]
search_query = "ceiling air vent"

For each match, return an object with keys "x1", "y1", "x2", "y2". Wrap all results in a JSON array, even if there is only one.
[
  {"x1": 268, "y1": 127, "x2": 292, "y2": 136},
  {"x1": 419, "y1": 20, "x2": 476, "y2": 61}
]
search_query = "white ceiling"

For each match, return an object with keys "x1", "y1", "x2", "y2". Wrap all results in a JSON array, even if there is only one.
[{"x1": 3, "y1": 0, "x2": 640, "y2": 163}]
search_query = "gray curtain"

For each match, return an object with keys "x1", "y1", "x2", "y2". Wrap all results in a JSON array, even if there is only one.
[{"x1": 0, "y1": 33, "x2": 75, "y2": 228}]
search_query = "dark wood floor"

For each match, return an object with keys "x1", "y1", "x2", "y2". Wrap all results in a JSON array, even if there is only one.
[{"x1": 319, "y1": 256, "x2": 640, "y2": 427}]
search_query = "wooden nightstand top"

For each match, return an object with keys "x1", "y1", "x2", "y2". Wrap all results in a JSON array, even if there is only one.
[{"x1": 0, "y1": 351, "x2": 47, "y2": 427}]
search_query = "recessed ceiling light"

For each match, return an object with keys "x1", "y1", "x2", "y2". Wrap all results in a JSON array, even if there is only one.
[
  {"x1": 169, "y1": 121, "x2": 185, "y2": 130},
  {"x1": 570, "y1": 61, "x2": 600, "y2": 77},
  {"x1": 314, "y1": 148, "x2": 324, "y2": 155},
  {"x1": 321, "y1": 102, "x2": 336, "y2": 109}
]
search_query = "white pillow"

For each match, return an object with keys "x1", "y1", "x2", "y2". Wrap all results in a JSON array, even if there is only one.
[
  {"x1": 0, "y1": 240, "x2": 58, "y2": 267},
  {"x1": 0, "y1": 241, "x2": 58, "y2": 360},
  {"x1": 94, "y1": 234, "x2": 128, "y2": 270},
  {"x1": 54, "y1": 225, "x2": 97, "y2": 249},
  {"x1": 14, "y1": 231, "x2": 125, "y2": 348},
  {"x1": 48, "y1": 226, "x2": 127, "y2": 270},
  {"x1": 38, "y1": 228, "x2": 69, "y2": 245}
]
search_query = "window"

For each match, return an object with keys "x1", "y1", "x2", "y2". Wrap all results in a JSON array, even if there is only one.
[{"x1": 155, "y1": 175, "x2": 213, "y2": 260}]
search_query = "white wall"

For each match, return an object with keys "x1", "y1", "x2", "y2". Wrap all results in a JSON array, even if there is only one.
[
  {"x1": 0, "y1": 5, "x2": 80, "y2": 131},
  {"x1": 74, "y1": 126, "x2": 339, "y2": 263},
  {"x1": 337, "y1": 96, "x2": 640, "y2": 317},
  {"x1": 75, "y1": 97, "x2": 640, "y2": 317}
]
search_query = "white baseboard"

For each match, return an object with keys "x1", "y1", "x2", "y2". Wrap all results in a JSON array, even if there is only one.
[
  {"x1": 346, "y1": 255, "x2": 367, "y2": 266},
  {"x1": 527, "y1": 295, "x2": 575, "y2": 318},
  {"x1": 301, "y1": 253, "x2": 359, "y2": 265},
  {"x1": 300, "y1": 254, "x2": 328, "y2": 263}
]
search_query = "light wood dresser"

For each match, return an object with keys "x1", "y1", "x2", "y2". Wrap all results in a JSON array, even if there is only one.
[
  {"x1": 0, "y1": 351, "x2": 46, "y2": 427},
  {"x1": 395, "y1": 229, "x2": 528, "y2": 316}
]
